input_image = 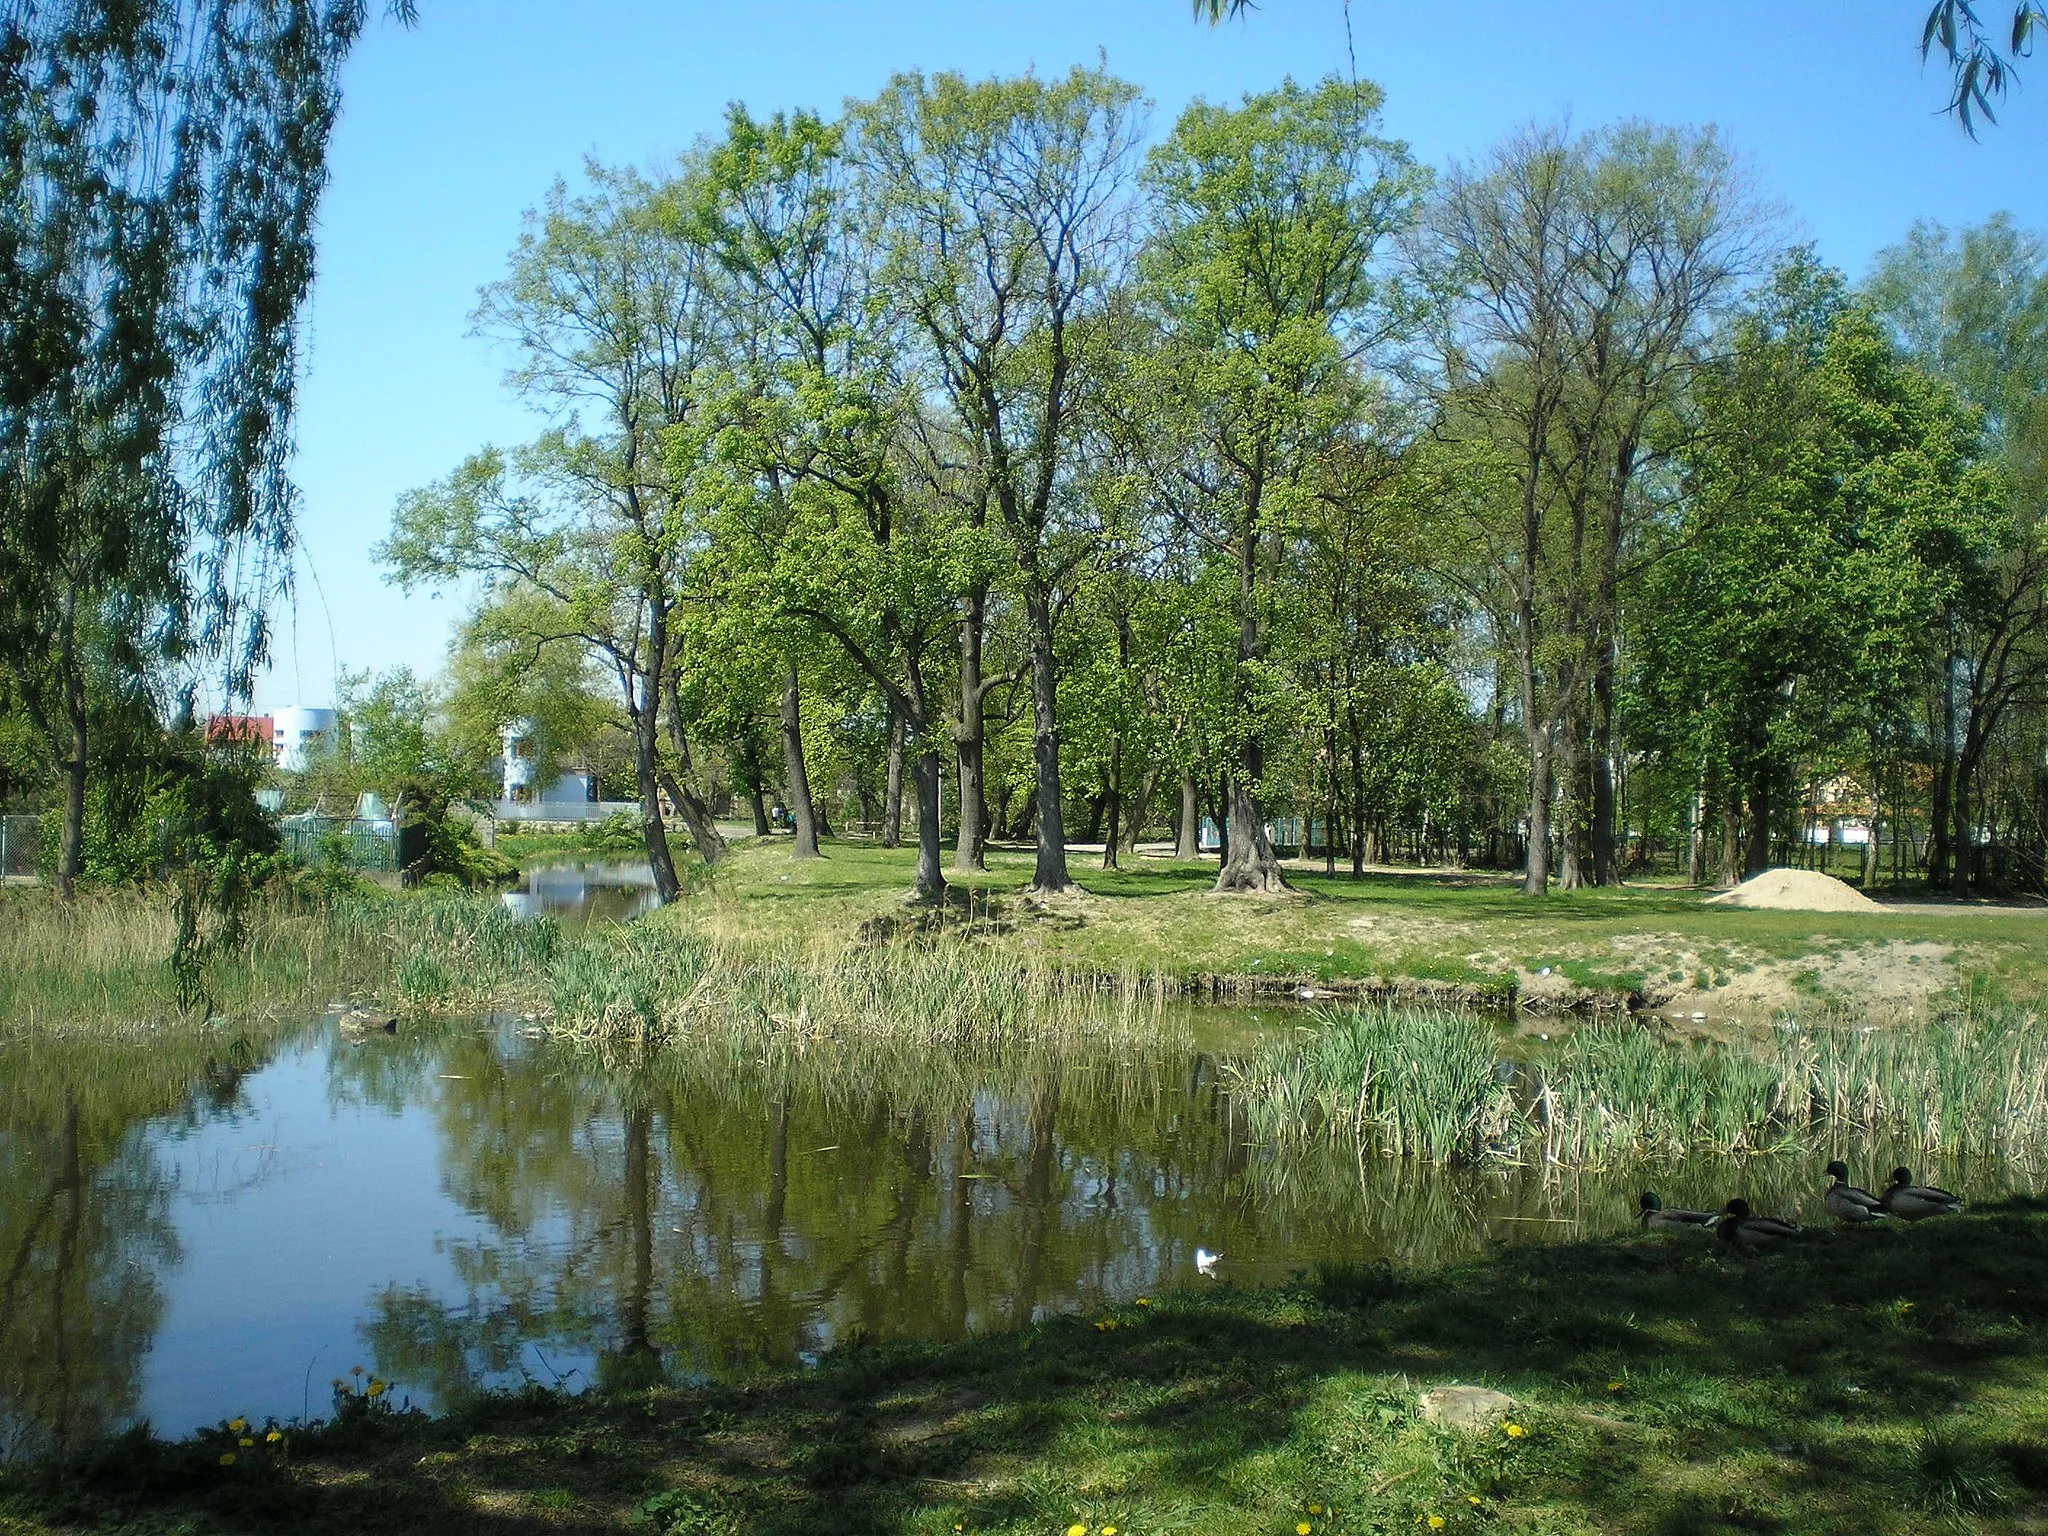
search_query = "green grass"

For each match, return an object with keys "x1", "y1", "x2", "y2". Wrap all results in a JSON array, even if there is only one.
[
  {"x1": 1229, "y1": 1003, "x2": 2048, "y2": 1167},
  {"x1": 8, "y1": 1202, "x2": 2048, "y2": 1534},
  {"x1": 647, "y1": 837, "x2": 2048, "y2": 1015}
]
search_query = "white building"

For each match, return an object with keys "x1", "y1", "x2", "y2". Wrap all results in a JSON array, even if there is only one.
[
  {"x1": 501, "y1": 718, "x2": 538, "y2": 802},
  {"x1": 271, "y1": 706, "x2": 336, "y2": 772}
]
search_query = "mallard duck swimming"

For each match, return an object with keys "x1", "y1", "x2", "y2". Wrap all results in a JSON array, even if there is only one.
[
  {"x1": 1823, "y1": 1160, "x2": 1889, "y2": 1224},
  {"x1": 1716, "y1": 1198, "x2": 1801, "y2": 1252},
  {"x1": 1639, "y1": 1192, "x2": 1716, "y2": 1230},
  {"x1": 1881, "y1": 1167, "x2": 1962, "y2": 1220}
]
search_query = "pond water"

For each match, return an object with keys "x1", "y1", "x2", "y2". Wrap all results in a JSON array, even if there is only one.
[
  {"x1": 500, "y1": 858, "x2": 660, "y2": 924},
  {"x1": 0, "y1": 1013, "x2": 2027, "y2": 1461}
]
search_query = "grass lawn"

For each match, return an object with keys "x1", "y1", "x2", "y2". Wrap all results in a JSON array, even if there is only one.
[
  {"x1": 7, "y1": 1203, "x2": 2047, "y2": 1534},
  {"x1": 642, "y1": 835, "x2": 2048, "y2": 1018}
]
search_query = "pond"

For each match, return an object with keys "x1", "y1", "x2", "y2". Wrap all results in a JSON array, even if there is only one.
[
  {"x1": 0, "y1": 1012, "x2": 2024, "y2": 1461},
  {"x1": 500, "y1": 858, "x2": 661, "y2": 924}
]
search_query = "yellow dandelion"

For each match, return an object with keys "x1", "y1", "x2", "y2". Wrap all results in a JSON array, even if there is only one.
[
  {"x1": 1298, "y1": 1523, "x2": 1313, "y2": 1535},
  {"x1": 367, "y1": 1380, "x2": 388, "y2": 1398},
  {"x1": 238, "y1": 1436, "x2": 254, "y2": 1449},
  {"x1": 1309, "y1": 1505, "x2": 1322, "y2": 1515},
  {"x1": 228, "y1": 1417, "x2": 246, "y2": 1433},
  {"x1": 1503, "y1": 1421, "x2": 1526, "y2": 1438},
  {"x1": 266, "y1": 1429, "x2": 284, "y2": 1443},
  {"x1": 1607, "y1": 1380, "x2": 1623, "y2": 1391},
  {"x1": 1135, "y1": 1298, "x2": 1150, "y2": 1307},
  {"x1": 1429, "y1": 1519, "x2": 1446, "y2": 1531},
  {"x1": 1068, "y1": 1525, "x2": 1088, "y2": 1536},
  {"x1": 219, "y1": 1452, "x2": 236, "y2": 1467},
  {"x1": 1103, "y1": 1527, "x2": 1119, "y2": 1535},
  {"x1": 1468, "y1": 1495, "x2": 1482, "y2": 1506}
]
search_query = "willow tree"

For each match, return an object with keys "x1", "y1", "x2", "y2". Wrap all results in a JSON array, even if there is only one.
[
  {"x1": 1125, "y1": 77, "x2": 1423, "y2": 893},
  {"x1": 0, "y1": 1, "x2": 406, "y2": 895}
]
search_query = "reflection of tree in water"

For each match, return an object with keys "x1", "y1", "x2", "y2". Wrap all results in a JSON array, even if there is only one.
[
  {"x1": 352, "y1": 1025, "x2": 2044, "y2": 1404},
  {"x1": 0, "y1": 1077, "x2": 184, "y2": 1460}
]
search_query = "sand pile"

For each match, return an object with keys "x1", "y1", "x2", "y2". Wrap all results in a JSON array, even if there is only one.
[{"x1": 1706, "y1": 868, "x2": 1884, "y2": 912}]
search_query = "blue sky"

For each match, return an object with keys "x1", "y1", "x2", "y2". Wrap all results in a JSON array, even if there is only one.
[{"x1": 252, "y1": 0, "x2": 2048, "y2": 711}]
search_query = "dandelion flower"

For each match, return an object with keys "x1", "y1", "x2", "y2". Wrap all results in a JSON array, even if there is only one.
[
  {"x1": 1298, "y1": 1524, "x2": 1313, "y2": 1535},
  {"x1": 1429, "y1": 1519, "x2": 1446, "y2": 1531},
  {"x1": 1503, "y1": 1422, "x2": 1526, "y2": 1438},
  {"x1": 1068, "y1": 1525, "x2": 1087, "y2": 1536},
  {"x1": 1135, "y1": 1298, "x2": 1150, "y2": 1307},
  {"x1": 330, "y1": 1377, "x2": 345, "y2": 1389},
  {"x1": 1103, "y1": 1527, "x2": 1118, "y2": 1535},
  {"x1": 351, "y1": 1365, "x2": 364, "y2": 1376},
  {"x1": 1607, "y1": 1381, "x2": 1623, "y2": 1391},
  {"x1": 238, "y1": 1437, "x2": 254, "y2": 1449},
  {"x1": 228, "y1": 1418, "x2": 246, "y2": 1433},
  {"x1": 219, "y1": 1453, "x2": 236, "y2": 1467},
  {"x1": 266, "y1": 1430, "x2": 284, "y2": 1444},
  {"x1": 1309, "y1": 1505, "x2": 1322, "y2": 1515},
  {"x1": 367, "y1": 1380, "x2": 387, "y2": 1398},
  {"x1": 1468, "y1": 1496, "x2": 1482, "y2": 1506}
]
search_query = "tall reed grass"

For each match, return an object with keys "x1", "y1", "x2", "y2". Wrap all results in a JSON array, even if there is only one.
[{"x1": 1229, "y1": 1003, "x2": 2048, "y2": 1165}]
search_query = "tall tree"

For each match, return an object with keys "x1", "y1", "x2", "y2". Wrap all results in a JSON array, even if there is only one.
[
  {"x1": 1127, "y1": 76, "x2": 1424, "y2": 892},
  {"x1": 857, "y1": 65, "x2": 1147, "y2": 895},
  {"x1": 380, "y1": 163, "x2": 731, "y2": 903},
  {"x1": 1867, "y1": 214, "x2": 2048, "y2": 892},
  {"x1": 695, "y1": 105, "x2": 955, "y2": 900}
]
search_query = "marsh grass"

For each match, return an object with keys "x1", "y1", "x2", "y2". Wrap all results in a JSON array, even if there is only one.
[{"x1": 1233, "y1": 1001, "x2": 2048, "y2": 1165}]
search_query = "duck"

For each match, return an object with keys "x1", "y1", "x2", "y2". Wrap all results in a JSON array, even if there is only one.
[
  {"x1": 1638, "y1": 1192, "x2": 1716, "y2": 1230},
  {"x1": 1194, "y1": 1247, "x2": 1222, "y2": 1276},
  {"x1": 1880, "y1": 1167, "x2": 1962, "y2": 1221},
  {"x1": 1716, "y1": 1198, "x2": 1801, "y2": 1252},
  {"x1": 1822, "y1": 1161, "x2": 1889, "y2": 1224},
  {"x1": 338, "y1": 1008, "x2": 397, "y2": 1038}
]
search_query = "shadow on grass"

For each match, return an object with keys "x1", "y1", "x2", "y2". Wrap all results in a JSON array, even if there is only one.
[{"x1": 12, "y1": 1204, "x2": 2048, "y2": 1534}]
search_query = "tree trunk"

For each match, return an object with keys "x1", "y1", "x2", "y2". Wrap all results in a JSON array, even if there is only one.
[
  {"x1": 780, "y1": 664, "x2": 820, "y2": 860},
  {"x1": 1175, "y1": 774, "x2": 1200, "y2": 859},
  {"x1": 1021, "y1": 585, "x2": 1072, "y2": 893},
  {"x1": 1523, "y1": 730, "x2": 1552, "y2": 896},
  {"x1": 660, "y1": 678, "x2": 727, "y2": 865},
  {"x1": 1100, "y1": 739, "x2": 1122, "y2": 871},
  {"x1": 953, "y1": 582, "x2": 990, "y2": 871},
  {"x1": 1952, "y1": 725, "x2": 1984, "y2": 899},
  {"x1": 1215, "y1": 761, "x2": 1287, "y2": 893},
  {"x1": 1557, "y1": 720, "x2": 1586, "y2": 891},
  {"x1": 628, "y1": 695, "x2": 682, "y2": 904},
  {"x1": 1119, "y1": 767, "x2": 1155, "y2": 858},
  {"x1": 1744, "y1": 776, "x2": 1772, "y2": 878},
  {"x1": 744, "y1": 742, "x2": 770, "y2": 838},
  {"x1": 910, "y1": 739, "x2": 946, "y2": 902},
  {"x1": 1590, "y1": 646, "x2": 1618, "y2": 885},
  {"x1": 882, "y1": 705, "x2": 905, "y2": 850}
]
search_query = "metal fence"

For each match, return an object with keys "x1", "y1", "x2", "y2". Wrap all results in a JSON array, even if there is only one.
[
  {"x1": 0, "y1": 815, "x2": 40, "y2": 879},
  {"x1": 278, "y1": 816, "x2": 399, "y2": 872}
]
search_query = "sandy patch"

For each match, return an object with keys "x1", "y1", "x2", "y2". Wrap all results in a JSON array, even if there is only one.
[
  {"x1": 1660, "y1": 939, "x2": 1954, "y2": 1019},
  {"x1": 1707, "y1": 868, "x2": 1884, "y2": 912}
]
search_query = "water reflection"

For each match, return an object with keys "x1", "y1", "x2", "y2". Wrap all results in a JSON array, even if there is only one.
[
  {"x1": 500, "y1": 859, "x2": 659, "y2": 924},
  {"x1": 0, "y1": 1017, "x2": 2031, "y2": 1457}
]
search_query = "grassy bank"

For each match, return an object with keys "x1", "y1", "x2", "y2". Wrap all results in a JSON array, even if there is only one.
[
  {"x1": 643, "y1": 836, "x2": 2048, "y2": 1018},
  {"x1": 6, "y1": 1202, "x2": 2047, "y2": 1535}
]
